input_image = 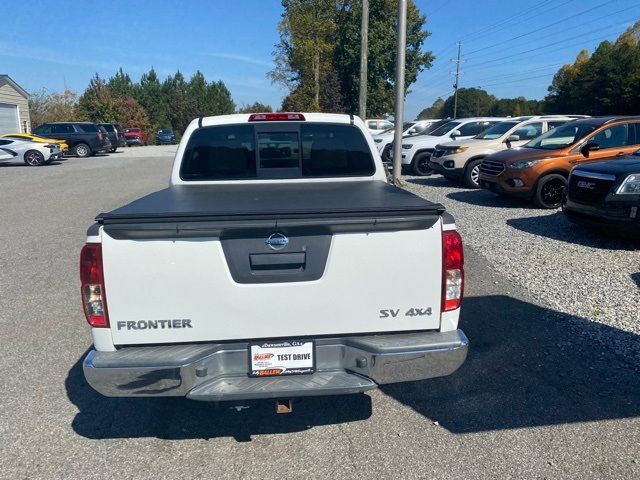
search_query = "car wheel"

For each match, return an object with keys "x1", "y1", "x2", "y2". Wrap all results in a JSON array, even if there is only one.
[
  {"x1": 463, "y1": 159, "x2": 484, "y2": 189},
  {"x1": 534, "y1": 174, "x2": 567, "y2": 209},
  {"x1": 24, "y1": 150, "x2": 46, "y2": 166},
  {"x1": 109, "y1": 147, "x2": 117, "y2": 153},
  {"x1": 411, "y1": 152, "x2": 433, "y2": 176},
  {"x1": 75, "y1": 143, "x2": 91, "y2": 158}
]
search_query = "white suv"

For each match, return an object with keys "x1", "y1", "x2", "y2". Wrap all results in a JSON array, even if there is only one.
[
  {"x1": 392, "y1": 117, "x2": 506, "y2": 176},
  {"x1": 365, "y1": 119, "x2": 394, "y2": 135},
  {"x1": 429, "y1": 116, "x2": 572, "y2": 188},
  {"x1": 373, "y1": 119, "x2": 445, "y2": 162}
]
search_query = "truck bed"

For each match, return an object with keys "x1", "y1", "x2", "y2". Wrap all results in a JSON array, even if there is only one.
[
  {"x1": 97, "y1": 181, "x2": 444, "y2": 222},
  {"x1": 96, "y1": 181, "x2": 445, "y2": 239}
]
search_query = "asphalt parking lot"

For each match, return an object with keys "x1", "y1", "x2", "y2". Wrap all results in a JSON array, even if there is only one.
[{"x1": 1, "y1": 147, "x2": 638, "y2": 479}]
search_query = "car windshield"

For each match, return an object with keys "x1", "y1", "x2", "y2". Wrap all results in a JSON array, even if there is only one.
[
  {"x1": 420, "y1": 119, "x2": 450, "y2": 135},
  {"x1": 380, "y1": 122, "x2": 413, "y2": 134},
  {"x1": 525, "y1": 123, "x2": 598, "y2": 150},
  {"x1": 475, "y1": 121, "x2": 518, "y2": 140},
  {"x1": 428, "y1": 121, "x2": 461, "y2": 136},
  {"x1": 159, "y1": 129, "x2": 173, "y2": 134},
  {"x1": 126, "y1": 129, "x2": 140, "y2": 133}
]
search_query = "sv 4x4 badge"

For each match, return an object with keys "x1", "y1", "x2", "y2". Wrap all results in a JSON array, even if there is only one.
[{"x1": 379, "y1": 308, "x2": 433, "y2": 318}]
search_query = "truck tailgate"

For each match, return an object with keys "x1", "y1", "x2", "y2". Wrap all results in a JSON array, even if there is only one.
[{"x1": 98, "y1": 182, "x2": 445, "y2": 345}]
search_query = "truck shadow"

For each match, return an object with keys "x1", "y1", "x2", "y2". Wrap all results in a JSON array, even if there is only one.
[
  {"x1": 446, "y1": 190, "x2": 535, "y2": 209},
  {"x1": 381, "y1": 295, "x2": 640, "y2": 433},
  {"x1": 405, "y1": 176, "x2": 459, "y2": 189},
  {"x1": 507, "y1": 212, "x2": 640, "y2": 250},
  {"x1": 65, "y1": 358, "x2": 372, "y2": 441}
]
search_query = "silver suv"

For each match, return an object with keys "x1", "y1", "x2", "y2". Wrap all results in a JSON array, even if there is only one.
[{"x1": 429, "y1": 116, "x2": 572, "y2": 188}]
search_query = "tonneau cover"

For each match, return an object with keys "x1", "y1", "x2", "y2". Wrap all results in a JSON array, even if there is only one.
[{"x1": 97, "y1": 181, "x2": 444, "y2": 223}]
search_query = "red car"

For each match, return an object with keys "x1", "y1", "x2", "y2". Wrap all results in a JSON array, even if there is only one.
[{"x1": 123, "y1": 128, "x2": 148, "y2": 146}]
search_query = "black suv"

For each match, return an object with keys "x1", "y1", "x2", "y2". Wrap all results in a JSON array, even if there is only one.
[
  {"x1": 98, "y1": 123, "x2": 126, "y2": 152},
  {"x1": 33, "y1": 122, "x2": 111, "y2": 157},
  {"x1": 563, "y1": 154, "x2": 640, "y2": 237}
]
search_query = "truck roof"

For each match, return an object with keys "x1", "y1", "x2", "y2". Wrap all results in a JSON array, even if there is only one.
[{"x1": 198, "y1": 112, "x2": 356, "y2": 128}]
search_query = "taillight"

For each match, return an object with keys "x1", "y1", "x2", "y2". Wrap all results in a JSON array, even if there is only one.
[
  {"x1": 248, "y1": 113, "x2": 305, "y2": 122},
  {"x1": 80, "y1": 243, "x2": 109, "y2": 327},
  {"x1": 442, "y1": 230, "x2": 464, "y2": 312}
]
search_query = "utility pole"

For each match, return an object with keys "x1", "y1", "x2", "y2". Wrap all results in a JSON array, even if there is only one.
[
  {"x1": 359, "y1": 0, "x2": 369, "y2": 120},
  {"x1": 392, "y1": 0, "x2": 407, "y2": 185},
  {"x1": 453, "y1": 41, "x2": 462, "y2": 119}
]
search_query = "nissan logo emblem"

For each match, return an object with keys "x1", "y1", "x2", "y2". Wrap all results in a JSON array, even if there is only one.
[{"x1": 265, "y1": 232, "x2": 289, "y2": 250}]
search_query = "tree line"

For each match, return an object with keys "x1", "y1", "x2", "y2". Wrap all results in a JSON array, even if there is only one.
[
  {"x1": 269, "y1": 0, "x2": 433, "y2": 116},
  {"x1": 29, "y1": 68, "x2": 272, "y2": 142},
  {"x1": 419, "y1": 21, "x2": 640, "y2": 119}
]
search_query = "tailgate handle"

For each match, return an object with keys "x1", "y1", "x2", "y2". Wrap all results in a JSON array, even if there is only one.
[{"x1": 249, "y1": 252, "x2": 306, "y2": 272}]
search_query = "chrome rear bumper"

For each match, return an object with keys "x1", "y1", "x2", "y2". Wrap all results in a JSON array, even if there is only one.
[{"x1": 84, "y1": 329, "x2": 468, "y2": 401}]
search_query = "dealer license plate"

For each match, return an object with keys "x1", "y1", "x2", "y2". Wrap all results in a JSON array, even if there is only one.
[{"x1": 249, "y1": 340, "x2": 315, "y2": 377}]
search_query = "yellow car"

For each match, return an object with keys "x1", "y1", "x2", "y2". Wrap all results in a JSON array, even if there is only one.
[{"x1": 1, "y1": 133, "x2": 69, "y2": 153}]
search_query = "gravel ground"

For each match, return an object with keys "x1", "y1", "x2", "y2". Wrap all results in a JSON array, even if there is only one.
[
  {"x1": 0, "y1": 149, "x2": 638, "y2": 479},
  {"x1": 405, "y1": 174, "x2": 640, "y2": 361}
]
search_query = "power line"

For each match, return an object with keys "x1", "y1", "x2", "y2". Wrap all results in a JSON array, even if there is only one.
[
  {"x1": 468, "y1": 5, "x2": 640, "y2": 61},
  {"x1": 470, "y1": 64, "x2": 565, "y2": 84},
  {"x1": 480, "y1": 73, "x2": 558, "y2": 88},
  {"x1": 462, "y1": 0, "x2": 568, "y2": 43},
  {"x1": 464, "y1": 17, "x2": 639, "y2": 70},
  {"x1": 465, "y1": 0, "x2": 619, "y2": 55},
  {"x1": 461, "y1": 0, "x2": 557, "y2": 42},
  {"x1": 421, "y1": 17, "x2": 636, "y2": 107}
]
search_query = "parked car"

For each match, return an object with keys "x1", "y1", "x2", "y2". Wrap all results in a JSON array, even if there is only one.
[
  {"x1": 80, "y1": 112, "x2": 468, "y2": 407},
  {"x1": 98, "y1": 123, "x2": 125, "y2": 152},
  {"x1": 373, "y1": 119, "x2": 444, "y2": 163},
  {"x1": 124, "y1": 127, "x2": 148, "y2": 146},
  {"x1": 365, "y1": 118, "x2": 394, "y2": 135},
  {"x1": 563, "y1": 154, "x2": 640, "y2": 237},
  {"x1": 479, "y1": 117, "x2": 640, "y2": 208},
  {"x1": 430, "y1": 116, "x2": 572, "y2": 188},
  {"x1": 391, "y1": 117, "x2": 506, "y2": 176},
  {"x1": 0, "y1": 137, "x2": 62, "y2": 166},
  {"x1": 32, "y1": 122, "x2": 111, "y2": 157},
  {"x1": 1, "y1": 132, "x2": 69, "y2": 153},
  {"x1": 156, "y1": 128, "x2": 177, "y2": 145}
]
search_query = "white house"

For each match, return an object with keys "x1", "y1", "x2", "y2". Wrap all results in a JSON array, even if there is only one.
[{"x1": 0, "y1": 75, "x2": 31, "y2": 134}]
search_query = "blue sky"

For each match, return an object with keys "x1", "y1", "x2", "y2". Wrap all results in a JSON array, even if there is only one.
[{"x1": 2, "y1": 0, "x2": 639, "y2": 119}]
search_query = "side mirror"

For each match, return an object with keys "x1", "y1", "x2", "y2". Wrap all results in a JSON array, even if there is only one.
[
  {"x1": 506, "y1": 134, "x2": 520, "y2": 143},
  {"x1": 450, "y1": 130, "x2": 462, "y2": 138},
  {"x1": 580, "y1": 142, "x2": 600, "y2": 158}
]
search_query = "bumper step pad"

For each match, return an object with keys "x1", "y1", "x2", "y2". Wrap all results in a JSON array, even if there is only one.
[{"x1": 187, "y1": 371, "x2": 376, "y2": 402}]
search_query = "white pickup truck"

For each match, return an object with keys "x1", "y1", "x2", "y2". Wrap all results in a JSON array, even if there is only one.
[{"x1": 81, "y1": 112, "x2": 468, "y2": 407}]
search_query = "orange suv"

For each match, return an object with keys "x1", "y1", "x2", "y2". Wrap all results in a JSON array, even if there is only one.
[{"x1": 478, "y1": 117, "x2": 640, "y2": 208}]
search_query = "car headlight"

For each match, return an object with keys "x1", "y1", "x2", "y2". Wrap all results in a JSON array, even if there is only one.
[
  {"x1": 616, "y1": 174, "x2": 640, "y2": 194},
  {"x1": 402, "y1": 144, "x2": 413, "y2": 149},
  {"x1": 507, "y1": 159, "x2": 542, "y2": 169},
  {"x1": 444, "y1": 147, "x2": 468, "y2": 156},
  {"x1": 374, "y1": 138, "x2": 383, "y2": 143}
]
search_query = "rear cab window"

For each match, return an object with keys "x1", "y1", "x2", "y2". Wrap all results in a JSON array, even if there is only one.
[{"x1": 180, "y1": 123, "x2": 375, "y2": 181}]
